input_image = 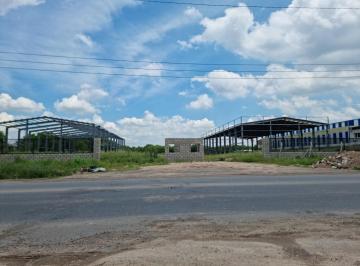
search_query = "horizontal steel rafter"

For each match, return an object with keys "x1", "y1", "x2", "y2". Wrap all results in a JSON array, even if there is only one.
[{"x1": 0, "y1": 116, "x2": 125, "y2": 143}]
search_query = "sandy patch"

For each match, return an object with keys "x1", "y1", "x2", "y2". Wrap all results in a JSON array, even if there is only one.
[
  {"x1": 297, "y1": 238, "x2": 360, "y2": 266},
  {"x1": 68, "y1": 161, "x2": 354, "y2": 180},
  {"x1": 91, "y1": 239, "x2": 305, "y2": 266}
]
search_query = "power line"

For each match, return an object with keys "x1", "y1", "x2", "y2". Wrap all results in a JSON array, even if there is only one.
[
  {"x1": 137, "y1": 0, "x2": 360, "y2": 10},
  {"x1": 1, "y1": 65, "x2": 360, "y2": 80},
  {"x1": 1, "y1": 58, "x2": 360, "y2": 74},
  {"x1": 0, "y1": 50, "x2": 359, "y2": 66}
]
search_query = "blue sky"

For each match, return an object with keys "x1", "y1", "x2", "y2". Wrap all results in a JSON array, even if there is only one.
[{"x1": 0, "y1": 0, "x2": 360, "y2": 145}]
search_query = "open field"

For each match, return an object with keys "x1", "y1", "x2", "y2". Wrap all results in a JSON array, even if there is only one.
[
  {"x1": 0, "y1": 151, "x2": 167, "y2": 180},
  {"x1": 1, "y1": 151, "x2": 356, "y2": 180}
]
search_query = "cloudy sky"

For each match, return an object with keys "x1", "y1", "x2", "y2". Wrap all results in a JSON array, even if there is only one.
[{"x1": 0, "y1": 0, "x2": 360, "y2": 145}]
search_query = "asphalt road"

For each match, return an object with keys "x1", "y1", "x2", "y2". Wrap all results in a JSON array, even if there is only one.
[
  {"x1": 1, "y1": 174, "x2": 360, "y2": 256},
  {"x1": 1, "y1": 174, "x2": 360, "y2": 224}
]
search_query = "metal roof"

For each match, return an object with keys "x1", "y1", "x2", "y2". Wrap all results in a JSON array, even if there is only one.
[
  {"x1": 0, "y1": 116, "x2": 124, "y2": 140},
  {"x1": 204, "y1": 116, "x2": 327, "y2": 139}
]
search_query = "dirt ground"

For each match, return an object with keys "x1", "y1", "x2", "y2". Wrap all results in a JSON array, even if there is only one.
[
  {"x1": 1, "y1": 215, "x2": 360, "y2": 266},
  {"x1": 87, "y1": 215, "x2": 360, "y2": 266},
  {"x1": 68, "y1": 161, "x2": 356, "y2": 180}
]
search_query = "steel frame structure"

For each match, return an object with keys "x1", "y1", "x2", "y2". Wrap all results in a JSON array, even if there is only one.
[
  {"x1": 0, "y1": 116, "x2": 125, "y2": 153},
  {"x1": 203, "y1": 116, "x2": 328, "y2": 154}
]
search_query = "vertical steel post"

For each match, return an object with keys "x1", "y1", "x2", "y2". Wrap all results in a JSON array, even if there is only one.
[
  {"x1": 25, "y1": 119, "x2": 29, "y2": 152},
  {"x1": 37, "y1": 133, "x2": 40, "y2": 152},
  {"x1": 59, "y1": 121, "x2": 63, "y2": 153},
  {"x1": 216, "y1": 136, "x2": 219, "y2": 154},
  {"x1": 5, "y1": 127, "x2": 9, "y2": 153},
  {"x1": 17, "y1": 129, "x2": 21, "y2": 152},
  {"x1": 241, "y1": 116, "x2": 244, "y2": 151},
  {"x1": 223, "y1": 132, "x2": 226, "y2": 154},
  {"x1": 45, "y1": 134, "x2": 48, "y2": 152},
  {"x1": 326, "y1": 117, "x2": 330, "y2": 147},
  {"x1": 228, "y1": 130, "x2": 232, "y2": 152}
]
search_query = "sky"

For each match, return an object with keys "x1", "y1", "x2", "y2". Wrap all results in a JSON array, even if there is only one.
[{"x1": 0, "y1": 0, "x2": 360, "y2": 146}]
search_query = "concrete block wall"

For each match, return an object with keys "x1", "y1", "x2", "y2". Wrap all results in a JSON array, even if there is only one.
[
  {"x1": 262, "y1": 138, "x2": 336, "y2": 158},
  {"x1": 0, "y1": 138, "x2": 103, "y2": 162},
  {"x1": 165, "y1": 138, "x2": 204, "y2": 161},
  {"x1": 93, "y1": 138, "x2": 101, "y2": 160},
  {"x1": 263, "y1": 151, "x2": 337, "y2": 158},
  {"x1": 0, "y1": 153, "x2": 95, "y2": 162}
]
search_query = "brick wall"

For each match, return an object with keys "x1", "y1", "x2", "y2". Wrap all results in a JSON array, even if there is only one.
[{"x1": 165, "y1": 138, "x2": 204, "y2": 161}]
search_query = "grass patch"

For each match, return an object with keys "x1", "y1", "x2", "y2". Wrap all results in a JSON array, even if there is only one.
[
  {"x1": 0, "y1": 151, "x2": 167, "y2": 180},
  {"x1": 0, "y1": 158, "x2": 96, "y2": 180},
  {"x1": 206, "y1": 152, "x2": 321, "y2": 167},
  {"x1": 99, "y1": 151, "x2": 167, "y2": 170}
]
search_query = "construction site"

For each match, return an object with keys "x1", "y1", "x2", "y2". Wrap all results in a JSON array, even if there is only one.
[
  {"x1": 2, "y1": 115, "x2": 360, "y2": 163},
  {"x1": 204, "y1": 116, "x2": 360, "y2": 155},
  {"x1": 0, "y1": 116, "x2": 125, "y2": 161}
]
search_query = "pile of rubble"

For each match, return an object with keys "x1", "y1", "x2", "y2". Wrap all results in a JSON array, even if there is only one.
[{"x1": 313, "y1": 151, "x2": 360, "y2": 169}]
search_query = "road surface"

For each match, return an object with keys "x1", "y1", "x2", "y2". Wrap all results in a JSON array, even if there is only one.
[
  {"x1": 1, "y1": 174, "x2": 360, "y2": 265},
  {"x1": 1, "y1": 174, "x2": 360, "y2": 223}
]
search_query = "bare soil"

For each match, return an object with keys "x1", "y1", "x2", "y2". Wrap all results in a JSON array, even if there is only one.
[
  {"x1": 1, "y1": 215, "x2": 360, "y2": 266},
  {"x1": 67, "y1": 161, "x2": 355, "y2": 180}
]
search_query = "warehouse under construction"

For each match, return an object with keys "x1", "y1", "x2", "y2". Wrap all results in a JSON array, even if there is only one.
[
  {"x1": 0, "y1": 116, "x2": 125, "y2": 161},
  {"x1": 203, "y1": 116, "x2": 360, "y2": 156}
]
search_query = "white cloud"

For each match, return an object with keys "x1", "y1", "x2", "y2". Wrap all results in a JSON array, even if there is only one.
[
  {"x1": 192, "y1": 70, "x2": 252, "y2": 99},
  {"x1": 187, "y1": 94, "x2": 214, "y2": 110},
  {"x1": 190, "y1": 4, "x2": 253, "y2": 56},
  {"x1": 0, "y1": 93, "x2": 45, "y2": 113},
  {"x1": 116, "y1": 111, "x2": 215, "y2": 146},
  {"x1": 54, "y1": 84, "x2": 108, "y2": 115},
  {"x1": 42, "y1": 110, "x2": 56, "y2": 117},
  {"x1": 194, "y1": 65, "x2": 360, "y2": 100},
  {"x1": 0, "y1": 0, "x2": 138, "y2": 98},
  {"x1": 75, "y1": 33, "x2": 94, "y2": 48},
  {"x1": 260, "y1": 96, "x2": 360, "y2": 122},
  {"x1": 77, "y1": 83, "x2": 109, "y2": 101},
  {"x1": 0, "y1": 0, "x2": 44, "y2": 16},
  {"x1": 178, "y1": 91, "x2": 187, "y2": 96},
  {"x1": 184, "y1": 7, "x2": 203, "y2": 20},
  {"x1": 190, "y1": 0, "x2": 360, "y2": 63},
  {"x1": 176, "y1": 7, "x2": 202, "y2": 50},
  {"x1": 177, "y1": 40, "x2": 194, "y2": 50},
  {"x1": 186, "y1": 0, "x2": 360, "y2": 122},
  {"x1": 54, "y1": 95, "x2": 98, "y2": 115},
  {"x1": 193, "y1": 65, "x2": 360, "y2": 121},
  {"x1": 0, "y1": 112, "x2": 14, "y2": 122}
]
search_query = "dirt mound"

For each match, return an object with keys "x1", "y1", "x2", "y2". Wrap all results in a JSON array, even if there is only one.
[{"x1": 313, "y1": 151, "x2": 360, "y2": 169}]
